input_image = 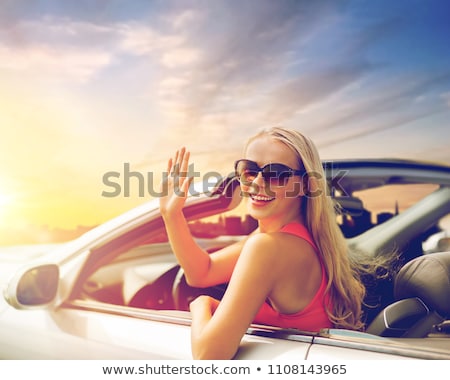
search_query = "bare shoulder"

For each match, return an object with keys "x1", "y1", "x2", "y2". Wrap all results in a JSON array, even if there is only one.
[
  {"x1": 227, "y1": 233, "x2": 284, "y2": 292},
  {"x1": 239, "y1": 231, "x2": 301, "y2": 268},
  {"x1": 242, "y1": 232, "x2": 279, "y2": 255},
  {"x1": 242, "y1": 230, "x2": 318, "y2": 267}
]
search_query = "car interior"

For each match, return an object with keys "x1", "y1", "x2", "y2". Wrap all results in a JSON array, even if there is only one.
[{"x1": 366, "y1": 250, "x2": 450, "y2": 338}]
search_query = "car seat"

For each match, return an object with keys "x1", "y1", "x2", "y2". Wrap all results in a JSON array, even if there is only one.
[{"x1": 366, "y1": 251, "x2": 450, "y2": 337}]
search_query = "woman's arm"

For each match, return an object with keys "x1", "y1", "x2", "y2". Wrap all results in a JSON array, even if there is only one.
[
  {"x1": 159, "y1": 147, "x2": 242, "y2": 287},
  {"x1": 189, "y1": 233, "x2": 282, "y2": 359}
]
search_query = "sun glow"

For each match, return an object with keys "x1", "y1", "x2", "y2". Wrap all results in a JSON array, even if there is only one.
[
  {"x1": 0, "y1": 190, "x2": 15, "y2": 226},
  {"x1": 0, "y1": 191, "x2": 13, "y2": 205}
]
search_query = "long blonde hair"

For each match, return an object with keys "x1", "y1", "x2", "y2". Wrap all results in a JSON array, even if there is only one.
[{"x1": 246, "y1": 126, "x2": 366, "y2": 330}]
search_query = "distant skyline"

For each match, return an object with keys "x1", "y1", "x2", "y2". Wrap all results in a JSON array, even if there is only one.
[{"x1": 0, "y1": 0, "x2": 449, "y2": 241}]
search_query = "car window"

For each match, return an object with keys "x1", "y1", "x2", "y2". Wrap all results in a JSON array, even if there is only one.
[
  {"x1": 81, "y1": 213, "x2": 243, "y2": 310},
  {"x1": 82, "y1": 241, "x2": 177, "y2": 306},
  {"x1": 336, "y1": 184, "x2": 439, "y2": 237}
]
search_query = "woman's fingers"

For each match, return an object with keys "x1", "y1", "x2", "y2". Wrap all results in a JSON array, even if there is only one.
[
  {"x1": 165, "y1": 157, "x2": 173, "y2": 178},
  {"x1": 171, "y1": 148, "x2": 186, "y2": 176},
  {"x1": 159, "y1": 147, "x2": 192, "y2": 216},
  {"x1": 181, "y1": 149, "x2": 190, "y2": 178},
  {"x1": 180, "y1": 175, "x2": 193, "y2": 196},
  {"x1": 178, "y1": 148, "x2": 191, "y2": 197},
  {"x1": 164, "y1": 147, "x2": 192, "y2": 195},
  {"x1": 171, "y1": 147, "x2": 190, "y2": 178},
  {"x1": 174, "y1": 149, "x2": 180, "y2": 167}
]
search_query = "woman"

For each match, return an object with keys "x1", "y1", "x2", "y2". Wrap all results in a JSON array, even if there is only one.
[{"x1": 159, "y1": 127, "x2": 365, "y2": 359}]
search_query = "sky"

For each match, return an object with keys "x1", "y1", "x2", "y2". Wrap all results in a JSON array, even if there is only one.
[{"x1": 0, "y1": 0, "x2": 449, "y2": 243}]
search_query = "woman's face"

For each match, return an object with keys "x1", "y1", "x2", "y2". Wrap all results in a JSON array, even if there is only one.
[{"x1": 240, "y1": 135, "x2": 305, "y2": 230}]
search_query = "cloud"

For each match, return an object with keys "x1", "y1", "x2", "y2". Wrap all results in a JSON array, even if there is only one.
[
  {"x1": 160, "y1": 47, "x2": 202, "y2": 68},
  {"x1": 0, "y1": 2, "x2": 347, "y2": 117},
  {"x1": 131, "y1": 1, "x2": 350, "y2": 134},
  {"x1": 0, "y1": 43, "x2": 112, "y2": 83},
  {"x1": 315, "y1": 70, "x2": 450, "y2": 143},
  {"x1": 264, "y1": 62, "x2": 373, "y2": 123},
  {"x1": 0, "y1": 17, "x2": 116, "y2": 82},
  {"x1": 0, "y1": 0, "x2": 448, "y2": 234},
  {"x1": 317, "y1": 106, "x2": 446, "y2": 149},
  {"x1": 169, "y1": 8, "x2": 204, "y2": 30},
  {"x1": 442, "y1": 92, "x2": 450, "y2": 108},
  {"x1": 117, "y1": 22, "x2": 183, "y2": 56}
]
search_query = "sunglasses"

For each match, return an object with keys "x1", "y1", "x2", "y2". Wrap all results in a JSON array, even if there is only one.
[{"x1": 234, "y1": 159, "x2": 305, "y2": 187}]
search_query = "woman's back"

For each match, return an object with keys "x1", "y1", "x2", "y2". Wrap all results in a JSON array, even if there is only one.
[{"x1": 252, "y1": 222, "x2": 332, "y2": 331}]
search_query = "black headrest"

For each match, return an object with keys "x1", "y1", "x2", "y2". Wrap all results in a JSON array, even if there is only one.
[{"x1": 394, "y1": 251, "x2": 450, "y2": 317}]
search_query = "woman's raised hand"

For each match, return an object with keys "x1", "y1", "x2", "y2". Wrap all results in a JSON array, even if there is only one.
[{"x1": 159, "y1": 147, "x2": 193, "y2": 218}]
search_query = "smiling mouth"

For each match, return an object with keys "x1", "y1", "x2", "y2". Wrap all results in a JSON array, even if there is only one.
[{"x1": 250, "y1": 194, "x2": 276, "y2": 202}]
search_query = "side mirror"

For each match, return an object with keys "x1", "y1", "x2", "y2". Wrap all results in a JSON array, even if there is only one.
[{"x1": 4, "y1": 264, "x2": 59, "y2": 309}]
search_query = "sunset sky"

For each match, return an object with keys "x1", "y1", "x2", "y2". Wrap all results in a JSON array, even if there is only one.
[{"x1": 0, "y1": 0, "x2": 449, "y2": 242}]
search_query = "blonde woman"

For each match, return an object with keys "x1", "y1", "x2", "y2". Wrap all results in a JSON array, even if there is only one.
[{"x1": 159, "y1": 127, "x2": 365, "y2": 359}]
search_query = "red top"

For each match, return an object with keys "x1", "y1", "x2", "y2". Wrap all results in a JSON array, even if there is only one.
[{"x1": 252, "y1": 222, "x2": 333, "y2": 331}]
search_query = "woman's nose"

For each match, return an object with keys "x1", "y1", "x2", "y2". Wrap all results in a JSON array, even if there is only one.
[{"x1": 252, "y1": 172, "x2": 266, "y2": 188}]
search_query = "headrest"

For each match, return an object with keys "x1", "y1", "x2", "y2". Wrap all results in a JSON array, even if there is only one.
[{"x1": 394, "y1": 251, "x2": 450, "y2": 317}]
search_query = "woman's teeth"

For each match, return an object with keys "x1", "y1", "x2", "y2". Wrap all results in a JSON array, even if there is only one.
[{"x1": 251, "y1": 194, "x2": 275, "y2": 202}]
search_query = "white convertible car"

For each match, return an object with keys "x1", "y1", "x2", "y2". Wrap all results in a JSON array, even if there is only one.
[{"x1": 1, "y1": 159, "x2": 449, "y2": 359}]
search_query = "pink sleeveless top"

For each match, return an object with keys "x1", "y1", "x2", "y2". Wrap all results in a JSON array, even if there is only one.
[{"x1": 252, "y1": 222, "x2": 333, "y2": 332}]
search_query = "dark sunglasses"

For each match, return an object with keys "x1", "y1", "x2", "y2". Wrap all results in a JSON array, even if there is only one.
[{"x1": 234, "y1": 159, "x2": 305, "y2": 187}]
